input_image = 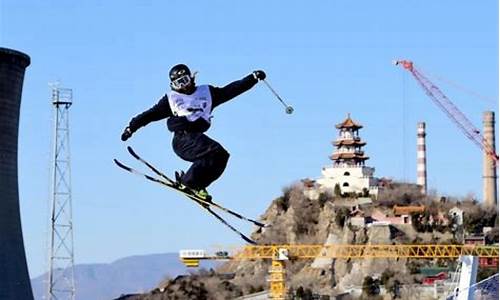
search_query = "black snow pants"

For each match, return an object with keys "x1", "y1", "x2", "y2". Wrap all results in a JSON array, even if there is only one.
[{"x1": 172, "y1": 131, "x2": 230, "y2": 190}]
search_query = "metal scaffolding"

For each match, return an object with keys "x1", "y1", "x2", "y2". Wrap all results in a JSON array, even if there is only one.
[{"x1": 47, "y1": 85, "x2": 75, "y2": 300}]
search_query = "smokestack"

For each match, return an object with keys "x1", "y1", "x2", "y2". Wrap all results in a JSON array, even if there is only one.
[
  {"x1": 417, "y1": 122, "x2": 427, "y2": 195},
  {"x1": 0, "y1": 48, "x2": 33, "y2": 299},
  {"x1": 483, "y1": 111, "x2": 497, "y2": 207}
]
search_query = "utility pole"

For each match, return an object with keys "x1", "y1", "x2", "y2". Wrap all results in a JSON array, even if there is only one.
[{"x1": 47, "y1": 84, "x2": 76, "y2": 300}]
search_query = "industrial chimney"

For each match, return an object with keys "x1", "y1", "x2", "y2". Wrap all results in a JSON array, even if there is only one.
[
  {"x1": 417, "y1": 122, "x2": 427, "y2": 195},
  {"x1": 0, "y1": 48, "x2": 34, "y2": 299},
  {"x1": 483, "y1": 111, "x2": 498, "y2": 207}
]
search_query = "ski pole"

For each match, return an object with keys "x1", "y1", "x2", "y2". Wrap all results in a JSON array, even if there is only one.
[{"x1": 261, "y1": 79, "x2": 294, "y2": 114}]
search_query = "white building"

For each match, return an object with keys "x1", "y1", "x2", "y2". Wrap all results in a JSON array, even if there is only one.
[{"x1": 317, "y1": 114, "x2": 379, "y2": 197}]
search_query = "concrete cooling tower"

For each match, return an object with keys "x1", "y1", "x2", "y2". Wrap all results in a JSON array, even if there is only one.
[{"x1": 0, "y1": 47, "x2": 34, "y2": 299}]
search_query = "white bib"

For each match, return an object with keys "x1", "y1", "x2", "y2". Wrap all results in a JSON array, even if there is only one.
[{"x1": 168, "y1": 85, "x2": 213, "y2": 123}]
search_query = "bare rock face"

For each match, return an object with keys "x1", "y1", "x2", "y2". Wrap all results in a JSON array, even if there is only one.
[
  {"x1": 367, "y1": 226, "x2": 392, "y2": 245},
  {"x1": 252, "y1": 185, "x2": 330, "y2": 245}
]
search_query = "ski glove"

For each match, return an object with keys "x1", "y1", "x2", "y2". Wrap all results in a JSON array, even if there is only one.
[
  {"x1": 252, "y1": 70, "x2": 266, "y2": 81},
  {"x1": 121, "y1": 127, "x2": 133, "y2": 141}
]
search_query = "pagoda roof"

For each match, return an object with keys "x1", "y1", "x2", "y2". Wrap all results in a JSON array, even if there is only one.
[
  {"x1": 330, "y1": 153, "x2": 369, "y2": 160},
  {"x1": 334, "y1": 139, "x2": 366, "y2": 146},
  {"x1": 336, "y1": 113, "x2": 363, "y2": 129}
]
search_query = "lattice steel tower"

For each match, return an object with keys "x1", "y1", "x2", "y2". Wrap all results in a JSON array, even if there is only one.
[{"x1": 47, "y1": 85, "x2": 75, "y2": 300}]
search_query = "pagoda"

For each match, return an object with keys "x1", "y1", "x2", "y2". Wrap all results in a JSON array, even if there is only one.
[{"x1": 317, "y1": 114, "x2": 379, "y2": 197}]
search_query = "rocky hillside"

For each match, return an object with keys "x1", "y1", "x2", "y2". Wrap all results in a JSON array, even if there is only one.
[
  {"x1": 116, "y1": 182, "x2": 498, "y2": 300},
  {"x1": 218, "y1": 184, "x2": 418, "y2": 297}
]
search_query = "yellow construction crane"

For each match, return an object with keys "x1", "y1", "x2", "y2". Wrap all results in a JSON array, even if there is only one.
[{"x1": 180, "y1": 244, "x2": 499, "y2": 299}]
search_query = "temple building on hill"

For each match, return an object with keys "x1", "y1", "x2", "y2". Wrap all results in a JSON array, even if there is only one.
[{"x1": 317, "y1": 114, "x2": 379, "y2": 197}]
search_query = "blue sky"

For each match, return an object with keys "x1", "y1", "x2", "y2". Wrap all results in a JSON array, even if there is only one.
[{"x1": 1, "y1": 1, "x2": 498, "y2": 278}]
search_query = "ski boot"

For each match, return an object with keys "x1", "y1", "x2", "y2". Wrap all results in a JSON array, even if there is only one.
[
  {"x1": 174, "y1": 171, "x2": 212, "y2": 204},
  {"x1": 191, "y1": 188, "x2": 212, "y2": 203}
]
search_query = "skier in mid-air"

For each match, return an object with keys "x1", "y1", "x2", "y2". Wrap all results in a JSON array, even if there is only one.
[{"x1": 121, "y1": 64, "x2": 266, "y2": 201}]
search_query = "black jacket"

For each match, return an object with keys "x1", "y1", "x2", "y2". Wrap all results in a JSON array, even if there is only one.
[{"x1": 128, "y1": 74, "x2": 258, "y2": 133}]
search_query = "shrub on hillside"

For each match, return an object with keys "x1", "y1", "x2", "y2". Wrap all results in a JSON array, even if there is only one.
[
  {"x1": 377, "y1": 182, "x2": 425, "y2": 207},
  {"x1": 335, "y1": 207, "x2": 351, "y2": 227},
  {"x1": 463, "y1": 204, "x2": 498, "y2": 234},
  {"x1": 275, "y1": 186, "x2": 294, "y2": 212},
  {"x1": 485, "y1": 227, "x2": 499, "y2": 244},
  {"x1": 318, "y1": 192, "x2": 331, "y2": 208},
  {"x1": 362, "y1": 276, "x2": 381, "y2": 297},
  {"x1": 334, "y1": 183, "x2": 342, "y2": 197},
  {"x1": 380, "y1": 269, "x2": 395, "y2": 288}
]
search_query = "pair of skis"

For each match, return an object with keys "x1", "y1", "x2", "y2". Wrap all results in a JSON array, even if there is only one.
[{"x1": 114, "y1": 146, "x2": 267, "y2": 244}]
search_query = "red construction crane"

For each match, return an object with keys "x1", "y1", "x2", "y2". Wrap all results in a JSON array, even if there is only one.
[{"x1": 394, "y1": 60, "x2": 499, "y2": 164}]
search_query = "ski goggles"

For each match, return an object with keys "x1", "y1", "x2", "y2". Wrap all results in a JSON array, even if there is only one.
[{"x1": 170, "y1": 74, "x2": 192, "y2": 90}]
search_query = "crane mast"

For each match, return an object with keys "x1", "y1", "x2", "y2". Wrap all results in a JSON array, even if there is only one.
[{"x1": 394, "y1": 60, "x2": 498, "y2": 164}]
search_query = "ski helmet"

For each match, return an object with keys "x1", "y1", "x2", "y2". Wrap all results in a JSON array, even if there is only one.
[{"x1": 169, "y1": 64, "x2": 194, "y2": 92}]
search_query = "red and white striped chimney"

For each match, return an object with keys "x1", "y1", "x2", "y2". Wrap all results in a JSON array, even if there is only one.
[{"x1": 417, "y1": 122, "x2": 427, "y2": 195}]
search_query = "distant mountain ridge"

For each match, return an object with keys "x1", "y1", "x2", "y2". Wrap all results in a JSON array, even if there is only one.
[{"x1": 31, "y1": 252, "x2": 216, "y2": 300}]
